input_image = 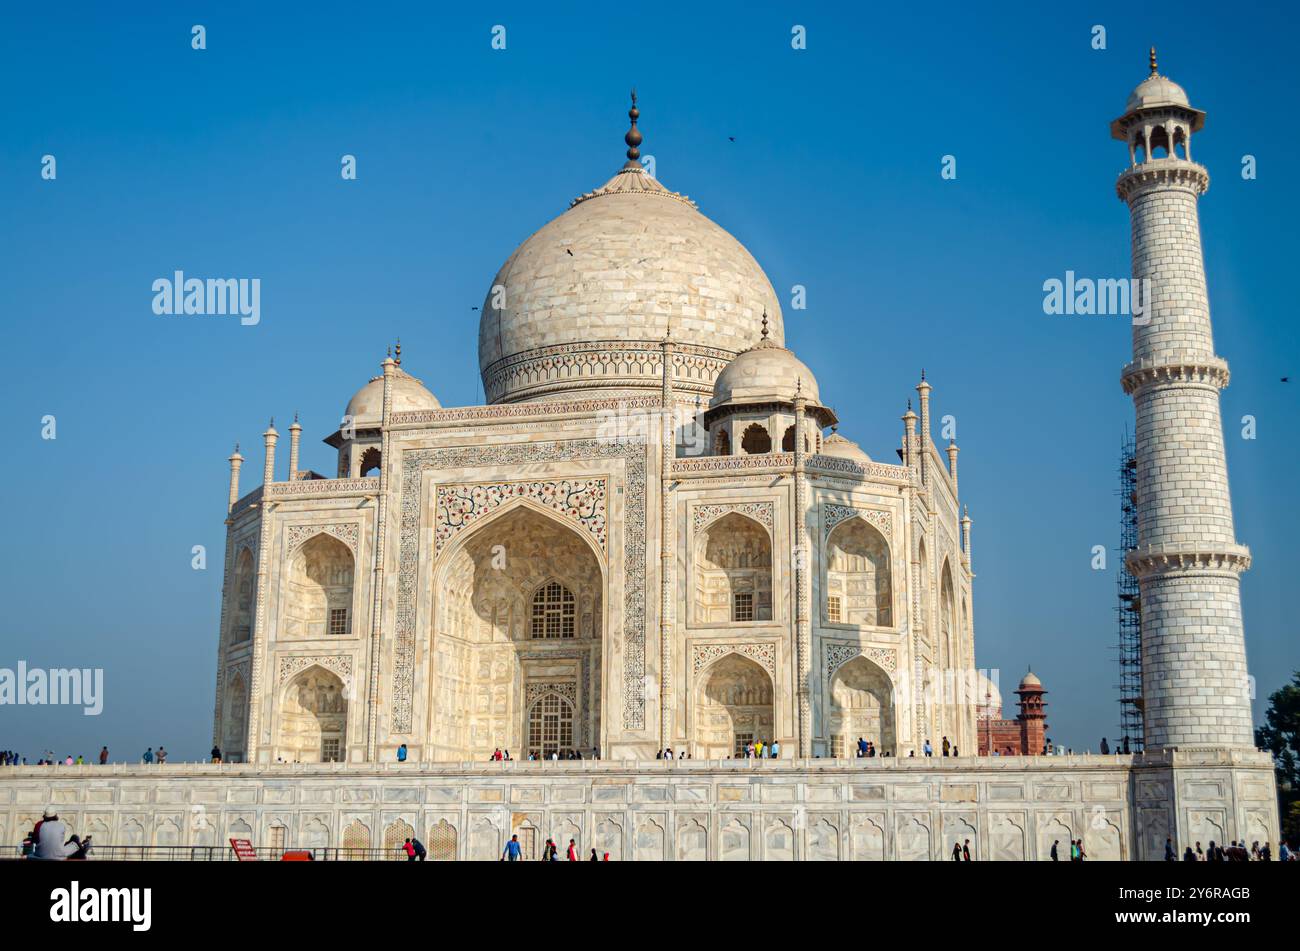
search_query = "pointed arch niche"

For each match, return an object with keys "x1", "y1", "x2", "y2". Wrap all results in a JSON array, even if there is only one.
[
  {"x1": 694, "y1": 512, "x2": 773, "y2": 624},
  {"x1": 824, "y1": 517, "x2": 892, "y2": 627},
  {"x1": 827, "y1": 655, "x2": 896, "y2": 755},
  {"x1": 275, "y1": 664, "x2": 347, "y2": 763},
  {"x1": 694, "y1": 653, "x2": 775, "y2": 758},
  {"x1": 429, "y1": 502, "x2": 605, "y2": 760},
  {"x1": 283, "y1": 534, "x2": 355, "y2": 639}
]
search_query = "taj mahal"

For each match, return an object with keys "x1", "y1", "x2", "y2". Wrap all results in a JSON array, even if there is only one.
[
  {"x1": 0, "y1": 54, "x2": 1280, "y2": 861},
  {"x1": 212, "y1": 92, "x2": 978, "y2": 766}
]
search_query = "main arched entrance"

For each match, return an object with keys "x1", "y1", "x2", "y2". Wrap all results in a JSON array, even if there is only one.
[
  {"x1": 430, "y1": 503, "x2": 605, "y2": 760},
  {"x1": 694, "y1": 653, "x2": 775, "y2": 758}
]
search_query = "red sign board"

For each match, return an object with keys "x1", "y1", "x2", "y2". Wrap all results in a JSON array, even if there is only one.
[{"x1": 230, "y1": 838, "x2": 258, "y2": 861}]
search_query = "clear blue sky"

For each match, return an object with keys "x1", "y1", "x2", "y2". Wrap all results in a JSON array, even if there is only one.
[{"x1": 1, "y1": 1, "x2": 1296, "y2": 760}]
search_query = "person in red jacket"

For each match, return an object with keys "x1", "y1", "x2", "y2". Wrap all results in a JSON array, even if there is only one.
[{"x1": 566, "y1": 839, "x2": 577, "y2": 861}]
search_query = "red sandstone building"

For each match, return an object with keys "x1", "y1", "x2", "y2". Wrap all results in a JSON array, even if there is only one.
[{"x1": 977, "y1": 671, "x2": 1048, "y2": 756}]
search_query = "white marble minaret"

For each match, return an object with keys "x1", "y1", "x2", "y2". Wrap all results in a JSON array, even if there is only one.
[{"x1": 1112, "y1": 50, "x2": 1254, "y2": 749}]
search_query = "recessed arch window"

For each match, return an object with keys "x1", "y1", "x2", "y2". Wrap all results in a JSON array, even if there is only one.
[
  {"x1": 714, "y1": 429, "x2": 731, "y2": 456},
  {"x1": 360, "y1": 446, "x2": 382, "y2": 477},
  {"x1": 741, "y1": 423, "x2": 771, "y2": 454},
  {"x1": 530, "y1": 580, "x2": 576, "y2": 639}
]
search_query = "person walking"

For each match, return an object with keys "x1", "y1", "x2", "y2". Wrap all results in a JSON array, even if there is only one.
[
  {"x1": 1050, "y1": 839, "x2": 1059, "y2": 861},
  {"x1": 951, "y1": 841, "x2": 962, "y2": 861},
  {"x1": 589, "y1": 848, "x2": 599, "y2": 861},
  {"x1": 567, "y1": 839, "x2": 577, "y2": 861},
  {"x1": 923, "y1": 739, "x2": 932, "y2": 757},
  {"x1": 1100, "y1": 737, "x2": 1110, "y2": 755},
  {"x1": 397, "y1": 743, "x2": 407, "y2": 762},
  {"x1": 98, "y1": 747, "x2": 109, "y2": 765},
  {"x1": 1164, "y1": 836, "x2": 1175, "y2": 861},
  {"x1": 962, "y1": 839, "x2": 971, "y2": 861},
  {"x1": 1183, "y1": 845, "x2": 1196, "y2": 861},
  {"x1": 942, "y1": 736, "x2": 950, "y2": 757},
  {"x1": 501, "y1": 834, "x2": 522, "y2": 862}
]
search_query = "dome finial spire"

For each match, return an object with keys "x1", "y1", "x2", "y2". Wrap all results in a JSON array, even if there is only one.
[
  {"x1": 1149, "y1": 45, "x2": 1158, "y2": 76},
  {"x1": 395, "y1": 338, "x2": 402, "y2": 366},
  {"x1": 623, "y1": 88, "x2": 643, "y2": 169},
  {"x1": 760, "y1": 311, "x2": 769, "y2": 340}
]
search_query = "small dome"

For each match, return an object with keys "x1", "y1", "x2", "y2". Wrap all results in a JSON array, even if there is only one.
[
  {"x1": 1125, "y1": 73, "x2": 1190, "y2": 112},
  {"x1": 821, "y1": 430, "x2": 871, "y2": 463},
  {"x1": 975, "y1": 672, "x2": 1002, "y2": 719},
  {"x1": 1018, "y1": 670, "x2": 1043, "y2": 690},
  {"x1": 710, "y1": 335, "x2": 819, "y2": 409},
  {"x1": 344, "y1": 368, "x2": 440, "y2": 426}
]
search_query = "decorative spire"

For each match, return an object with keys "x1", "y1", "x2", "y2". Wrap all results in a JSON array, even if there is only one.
[
  {"x1": 623, "y1": 88, "x2": 642, "y2": 168},
  {"x1": 394, "y1": 338, "x2": 402, "y2": 366},
  {"x1": 920, "y1": 368, "x2": 926, "y2": 382},
  {"x1": 760, "y1": 311, "x2": 769, "y2": 340},
  {"x1": 1149, "y1": 45, "x2": 1158, "y2": 76}
]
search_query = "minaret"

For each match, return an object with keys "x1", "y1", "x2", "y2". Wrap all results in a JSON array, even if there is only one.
[
  {"x1": 287, "y1": 415, "x2": 302, "y2": 481},
  {"x1": 262, "y1": 419, "x2": 279, "y2": 487},
  {"x1": 226, "y1": 443, "x2": 243, "y2": 514},
  {"x1": 1112, "y1": 50, "x2": 1254, "y2": 748},
  {"x1": 1014, "y1": 671, "x2": 1048, "y2": 756}
]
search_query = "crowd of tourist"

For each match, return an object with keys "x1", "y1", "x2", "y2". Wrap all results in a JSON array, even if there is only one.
[
  {"x1": 488, "y1": 747, "x2": 601, "y2": 761},
  {"x1": 498, "y1": 834, "x2": 612, "y2": 861},
  {"x1": 2, "y1": 745, "x2": 184, "y2": 766},
  {"x1": 1169, "y1": 837, "x2": 1292, "y2": 861}
]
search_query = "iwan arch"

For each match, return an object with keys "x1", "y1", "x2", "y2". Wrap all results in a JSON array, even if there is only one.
[{"x1": 1, "y1": 62, "x2": 1277, "y2": 860}]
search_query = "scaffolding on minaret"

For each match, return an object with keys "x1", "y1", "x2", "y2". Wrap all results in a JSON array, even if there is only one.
[{"x1": 1115, "y1": 431, "x2": 1143, "y2": 752}]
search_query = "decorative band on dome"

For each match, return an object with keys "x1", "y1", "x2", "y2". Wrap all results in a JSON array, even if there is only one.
[{"x1": 570, "y1": 166, "x2": 697, "y2": 209}]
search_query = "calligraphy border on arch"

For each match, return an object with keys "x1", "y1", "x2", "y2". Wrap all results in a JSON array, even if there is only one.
[
  {"x1": 690, "y1": 501, "x2": 774, "y2": 535},
  {"x1": 822, "y1": 504, "x2": 893, "y2": 541},
  {"x1": 824, "y1": 642, "x2": 898, "y2": 680},
  {"x1": 691, "y1": 642, "x2": 776, "y2": 676},
  {"x1": 393, "y1": 439, "x2": 646, "y2": 734},
  {"x1": 278, "y1": 654, "x2": 354, "y2": 685},
  {"x1": 285, "y1": 522, "x2": 360, "y2": 555},
  {"x1": 434, "y1": 478, "x2": 607, "y2": 553}
]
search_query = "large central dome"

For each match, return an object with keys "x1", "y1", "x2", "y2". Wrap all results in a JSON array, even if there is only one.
[{"x1": 479, "y1": 100, "x2": 783, "y2": 404}]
